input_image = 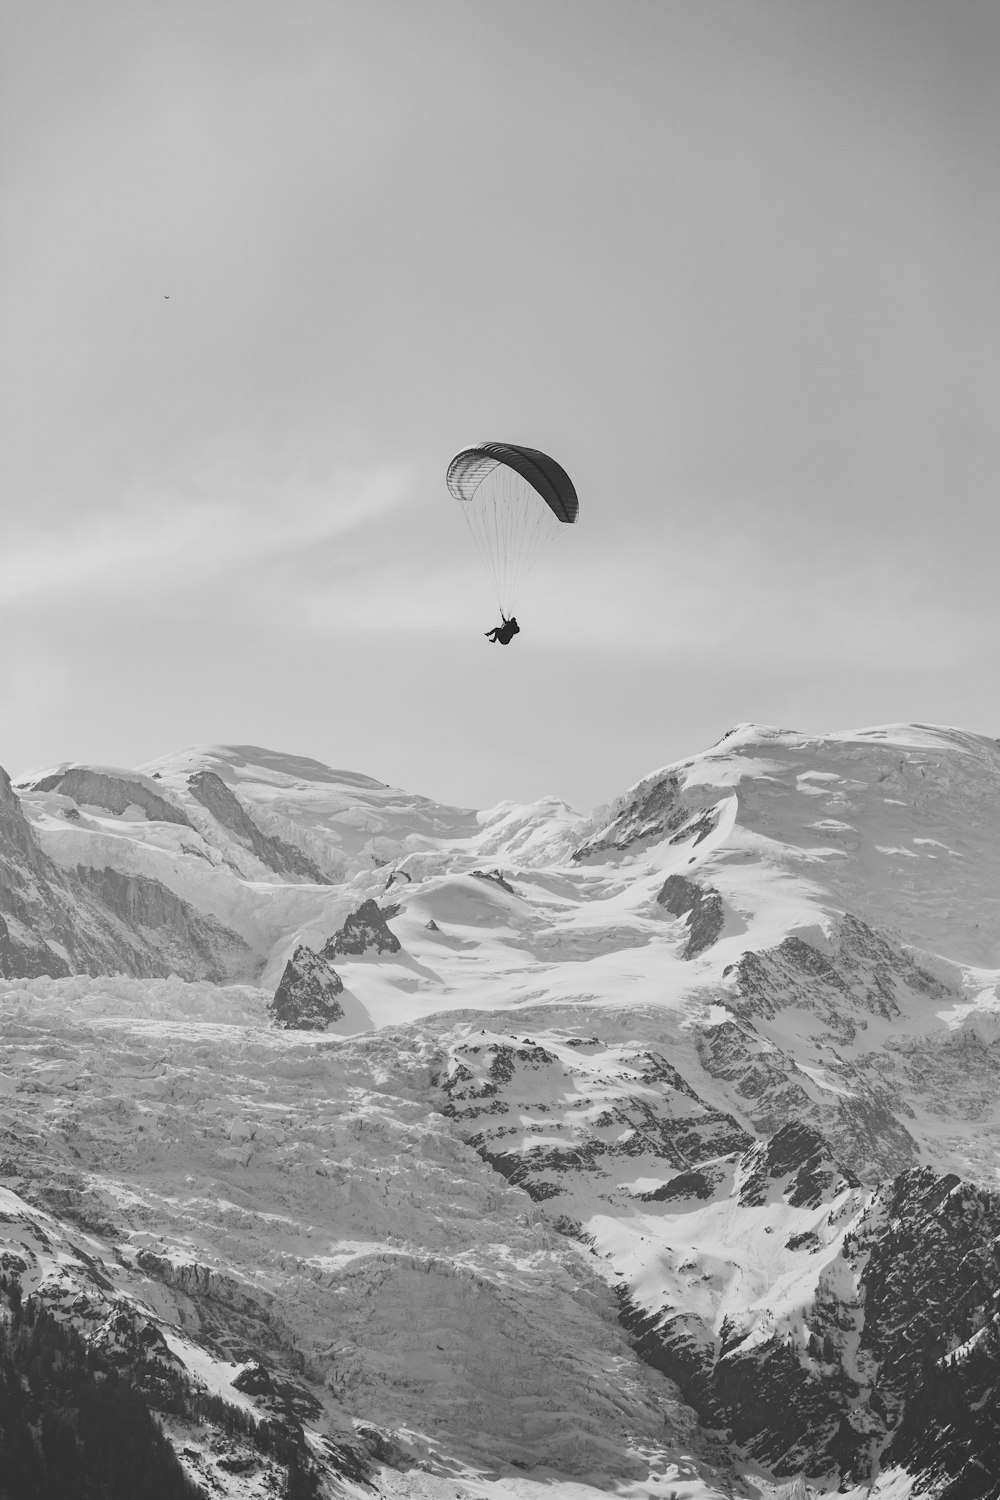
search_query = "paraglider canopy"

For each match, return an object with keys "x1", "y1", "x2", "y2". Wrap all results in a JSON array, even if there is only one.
[
  {"x1": 447, "y1": 442, "x2": 578, "y2": 618},
  {"x1": 446, "y1": 442, "x2": 579, "y2": 523}
]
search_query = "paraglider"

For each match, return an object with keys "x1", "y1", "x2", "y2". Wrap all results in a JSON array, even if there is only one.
[
  {"x1": 446, "y1": 442, "x2": 578, "y2": 640},
  {"x1": 484, "y1": 615, "x2": 520, "y2": 645}
]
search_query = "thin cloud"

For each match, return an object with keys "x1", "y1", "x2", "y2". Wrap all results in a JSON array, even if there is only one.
[{"x1": 0, "y1": 464, "x2": 413, "y2": 606}]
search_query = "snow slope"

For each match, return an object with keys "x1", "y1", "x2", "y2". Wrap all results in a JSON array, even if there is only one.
[{"x1": 4, "y1": 722, "x2": 1000, "y2": 1498}]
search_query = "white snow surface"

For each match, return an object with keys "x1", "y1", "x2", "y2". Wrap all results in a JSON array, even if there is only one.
[{"x1": 6, "y1": 721, "x2": 1000, "y2": 1496}]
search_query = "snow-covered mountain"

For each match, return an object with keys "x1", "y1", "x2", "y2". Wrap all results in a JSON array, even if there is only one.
[{"x1": 2, "y1": 725, "x2": 1000, "y2": 1499}]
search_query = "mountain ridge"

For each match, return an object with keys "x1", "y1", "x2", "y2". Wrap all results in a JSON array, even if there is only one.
[{"x1": 3, "y1": 721, "x2": 1000, "y2": 1500}]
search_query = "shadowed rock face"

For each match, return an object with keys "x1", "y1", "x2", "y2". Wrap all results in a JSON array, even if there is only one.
[
  {"x1": 728, "y1": 913, "x2": 949, "y2": 1032},
  {"x1": 573, "y1": 774, "x2": 685, "y2": 859},
  {"x1": 737, "y1": 1121, "x2": 860, "y2": 1209},
  {"x1": 0, "y1": 912, "x2": 70, "y2": 979},
  {"x1": 713, "y1": 1168, "x2": 1000, "y2": 1484},
  {"x1": 573, "y1": 769, "x2": 724, "y2": 861},
  {"x1": 0, "y1": 769, "x2": 70, "y2": 977},
  {"x1": 695, "y1": 1014, "x2": 921, "y2": 1183},
  {"x1": 470, "y1": 868, "x2": 515, "y2": 895},
  {"x1": 0, "y1": 763, "x2": 253, "y2": 981},
  {"x1": 441, "y1": 1036, "x2": 752, "y2": 1202},
  {"x1": 685, "y1": 911, "x2": 970, "y2": 1183},
  {"x1": 28, "y1": 767, "x2": 193, "y2": 827},
  {"x1": 322, "y1": 899, "x2": 400, "y2": 959},
  {"x1": 657, "y1": 874, "x2": 724, "y2": 958},
  {"x1": 268, "y1": 946, "x2": 344, "y2": 1030},
  {"x1": 187, "y1": 770, "x2": 330, "y2": 884},
  {"x1": 0, "y1": 767, "x2": 106, "y2": 978},
  {"x1": 72, "y1": 866, "x2": 253, "y2": 982},
  {"x1": 451, "y1": 1039, "x2": 1000, "y2": 1496}
]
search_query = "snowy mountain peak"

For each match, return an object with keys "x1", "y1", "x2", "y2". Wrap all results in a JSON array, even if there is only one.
[
  {"x1": 139, "y1": 741, "x2": 390, "y2": 791},
  {"x1": 5, "y1": 723, "x2": 1000, "y2": 1497}
]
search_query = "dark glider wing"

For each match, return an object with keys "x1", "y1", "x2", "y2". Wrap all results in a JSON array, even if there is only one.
[{"x1": 446, "y1": 442, "x2": 579, "y2": 524}]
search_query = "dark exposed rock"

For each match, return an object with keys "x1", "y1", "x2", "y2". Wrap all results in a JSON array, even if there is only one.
[
  {"x1": 130, "y1": 1251, "x2": 292, "y2": 1387},
  {"x1": 354, "y1": 1421, "x2": 414, "y2": 1468},
  {"x1": 631, "y1": 1163, "x2": 1000, "y2": 1486},
  {"x1": 268, "y1": 946, "x2": 344, "y2": 1030},
  {"x1": 232, "y1": 1359, "x2": 323, "y2": 1422},
  {"x1": 470, "y1": 868, "x2": 515, "y2": 894},
  {"x1": 713, "y1": 1336, "x2": 859, "y2": 1475},
  {"x1": 695, "y1": 912, "x2": 958, "y2": 1181},
  {"x1": 477, "y1": 1147, "x2": 567, "y2": 1200},
  {"x1": 668, "y1": 809, "x2": 718, "y2": 845},
  {"x1": 615, "y1": 1284, "x2": 722, "y2": 1423},
  {"x1": 322, "y1": 899, "x2": 401, "y2": 959},
  {"x1": 72, "y1": 866, "x2": 253, "y2": 982},
  {"x1": 217, "y1": 1455, "x2": 257, "y2": 1474},
  {"x1": 0, "y1": 766, "x2": 49, "y2": 867},
  {"x1": 442, "y1": 1037, "x2": 752, "y2": 1201},
  {"x1": 656, "y1": 874, "x2": 725, "y2": 958},
  {"x1": 187, "y1": 770, "x2": 330, "y2": 884},
  {"x1": 638, "y1": 1168, "x2": 719, "y2": 1203},
  {"x1": 0, "y1": 764, "x2": 252, "y2": 981},
  {"x1": 728, "y1": 913, "x2": 950, "y2": 1032},
  {"x1": 881, "y1": 1316, "x2": 1000, "y2": 1498},
  {"x1": 0, "y1": 911, "x2": 70, "y2": 980},
  {"x1": 573, "y1": 774, "x2": 685, "y2": 859},
  {"x1": 695, "y1": 1016, "x2": 920, "y2": 1183},
  {"x1": 232, "y1": 1360, "x2": 275, "y2": 1396},
  {"x1": 737, "y1": 1122, "x2": 859, "y2": 1209},
  {"x1": 90, "y1": 1304, "x2": 188, "y2": 1375},
  {"x1": 29, "y1": 767, "x2": 193, "y2": 827},
  {"x1": 0, "y1": 767, "x2": 72, "y2": 977},
  {"x1": 573, "y1": 769, "x2": 726, "y2": 860}
]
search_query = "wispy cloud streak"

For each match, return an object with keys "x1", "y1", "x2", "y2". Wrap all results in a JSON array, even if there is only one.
[{"x1": 0, "y1": 465, "x2": 413, "y2": 606}]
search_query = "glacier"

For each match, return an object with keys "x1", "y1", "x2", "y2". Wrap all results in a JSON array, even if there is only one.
[{"x1": 2, "y1": 724, "x2": 1000, "y2": 1499}]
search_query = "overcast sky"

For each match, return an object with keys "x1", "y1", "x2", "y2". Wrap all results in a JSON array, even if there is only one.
[{"x1": 2, "y1": 0, "x2": 998, "y2": 812}]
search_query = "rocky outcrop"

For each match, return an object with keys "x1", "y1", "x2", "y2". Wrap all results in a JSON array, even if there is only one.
[
  {"x1": 268, "y1": 945, "x2": 344, "y2": 1029},
  {"x1": 442, "y1": 1035, "x2": 752, "y2": 1201},
  {"x1": 0, "y1": 762, "x2": 253, "y2": 981},
  {"x1": 0, "y1": 912, "x2": 70, "y2": 980},
  {"x1": 728, "y1": 913, "x2": 950, "y2": 1034},
  {"x1": 684, "y1": 913, "x2": 966, "y2": 1182},
  {"x1": 187, "y1": 770, "x2": 330, "y2": 884},
  {"x1": 322, "y1": 899, "x2": 400, "y2": 959},
  {"x1": 72, "y1": 866, "x2": 253, "y2": 982},
  {"x1": 0, "y1": 767, "x2": 73, "y2": 977},
  {"x1": 573, "y1": 771, "x2": 725, "y2": 861},
  {"x1": 470, "y1": 868, "x2": 515, "y2": 895},
  {"x1": 880, "y1": 1313, "x2": 1000, "y2": 1497},
  {"x1": 29, "y1": 767, "x2": 193, "y2": 827},
  {"x1": 736, "y1": 1121, "x2": 860, "y2": 1209},
  {"x1": 231, "y1": 1359, "x2": 323, "y2": 1423},
  {"x1": 90, "y1": 1303, "x2": 188, "y2": 1374},
  {"x1": 617, "y1": 1154, "x2": 1000, "y2": 1487},
  {"x1": 614, "y1": 1127, "x2": 867, "y2": 1432},
  {"x1": 657, "y1": 874, "x2": 724, "y2": 957},
  {"x1": 713, "y1": 1168, "x2": 1000, "y2": 1483},
  {"x1": 695, "y1": 1015, "x2": 920, "y2": 1182},
  {"x1": 573, "y1": 773, "x2": 685, "y2": 859}
]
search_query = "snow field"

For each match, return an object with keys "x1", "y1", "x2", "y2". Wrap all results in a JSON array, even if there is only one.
[
  {"x1": 8, "y1": 726, "x2": 1000, "y2": 1495},
  {"x1": 0, "y1": 988, "x2": 727, "y2": 1486}
]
